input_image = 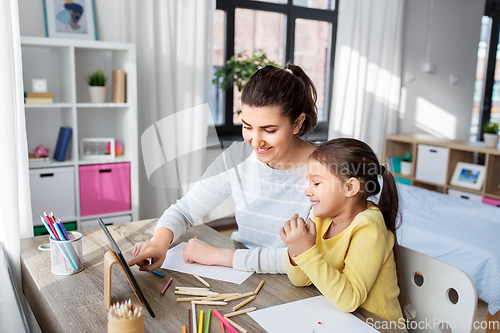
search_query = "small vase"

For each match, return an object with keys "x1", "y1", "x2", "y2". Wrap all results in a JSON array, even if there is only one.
[
  {"x1": 400, "y1": 161, "x2": 413, "y2": 176},
  {"x1": 88, "y1": 86, "x2": 107, "y2": 103},
  {"x1": 484, "y1": 133, "x2": 499, "y2": 149}
]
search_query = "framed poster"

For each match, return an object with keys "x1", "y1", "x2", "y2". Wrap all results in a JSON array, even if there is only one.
[
  {"x1": 43, "y1": 0, "x2": 97, "y2": 40},
  {"x1": 450, "y1": 162, "x2": 486, "y2": 191}
]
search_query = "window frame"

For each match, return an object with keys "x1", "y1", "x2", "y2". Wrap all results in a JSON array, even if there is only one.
[{"x1": 214, "y1": 0, "x2": 339, "y2": 141}]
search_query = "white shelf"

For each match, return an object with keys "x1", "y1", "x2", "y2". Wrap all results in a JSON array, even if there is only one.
[{"x1": 22, "y1": 37, "x2": 139, "y2": 229}]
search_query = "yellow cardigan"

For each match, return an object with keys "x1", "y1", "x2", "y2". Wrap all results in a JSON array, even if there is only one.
[{"x1": 286, "y1": 204, "x2": 404, "y2": 326}]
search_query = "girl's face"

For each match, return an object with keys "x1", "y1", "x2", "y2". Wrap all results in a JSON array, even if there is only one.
[
  {"x1": 305, "y1": 158, "x2": 351, "y2": 218},
  {"x1": 241, "y1": 105, "x2": 302, "y2": 169}
]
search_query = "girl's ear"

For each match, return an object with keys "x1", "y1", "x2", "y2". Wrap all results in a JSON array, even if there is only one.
[
  {"x1": 292, "y1": 113, "x2": 306, "y2": 135},
  {"x1": 344, "y1": 177, "x2": 360, "y2": 197}
]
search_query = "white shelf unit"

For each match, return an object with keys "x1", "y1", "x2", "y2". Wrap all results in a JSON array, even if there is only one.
[{"x1": 21, "y1": 36, "x2": 139, "y2": 231}]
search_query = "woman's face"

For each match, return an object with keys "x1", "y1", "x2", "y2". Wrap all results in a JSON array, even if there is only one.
[{"x1": 241, "y1": 105, "x2": 301, "y2": 169}]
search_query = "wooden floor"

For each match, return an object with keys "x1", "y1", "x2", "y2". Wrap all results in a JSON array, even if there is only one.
[{"x1": 211, "y1": 224, "x2": 491, "y2": 333}]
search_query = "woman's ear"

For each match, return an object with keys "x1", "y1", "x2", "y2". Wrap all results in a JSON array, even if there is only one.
[
  {"x1": 344, "y1": 177, "x2": 360, "y2": 197},
  {"x1": 292, "y1": 113, "x2": 306, "y2": 135}
]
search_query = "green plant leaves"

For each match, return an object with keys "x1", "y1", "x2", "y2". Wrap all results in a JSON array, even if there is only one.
[{"x1": 86, "y1": 70, "x2": 107, "y2": 86}]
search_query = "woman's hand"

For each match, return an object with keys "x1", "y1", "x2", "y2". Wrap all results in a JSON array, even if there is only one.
[
  {"x1": 182, "y1": 238, "x2": 235, "y2": 268},
  {"x1": 128, "y1": 227, "x2": 173, "y2": 272},
  {"x1": 280, "y1": 214, "x2": 317, "y2": 258}
]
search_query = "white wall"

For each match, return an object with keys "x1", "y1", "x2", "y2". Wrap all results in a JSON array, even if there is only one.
[{"x1": 400, "y1": 0, "x2": 485, "y2": 140}]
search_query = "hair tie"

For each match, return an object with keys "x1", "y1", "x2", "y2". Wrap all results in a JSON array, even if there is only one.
[
  {"x1": 379, "y1": 164, "x2": 386, "y2": 175},
  {"x1": 284, "y1": 68, "x2": 293, "y2": 75}
]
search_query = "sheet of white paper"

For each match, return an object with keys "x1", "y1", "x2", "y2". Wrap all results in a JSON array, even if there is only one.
[
  {"x1": 161, "y1": 242, "x2": 253, "y2": 285},
  {"x1": 248, "y1": 296, "x2": 379, "y2": 333}
]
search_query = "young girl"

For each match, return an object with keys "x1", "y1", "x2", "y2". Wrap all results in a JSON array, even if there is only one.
[
  {"x1": 280, "y1": 138, "x2": 405, "y2": 327},
  {"x1": 129, "y1": 64, "x2": 318, "y2": 274}
]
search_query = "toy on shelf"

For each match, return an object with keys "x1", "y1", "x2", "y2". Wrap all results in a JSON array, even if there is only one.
[
  {"x1": 107, "y1": 140, "x2": 123, "y2": 157},
  {"x1": 80, "y1": 138, "x2": 116, "y2": 160}
]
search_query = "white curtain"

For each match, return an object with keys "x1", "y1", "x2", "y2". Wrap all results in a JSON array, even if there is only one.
[
  {"x1": 119, "y1": 0, "x2": 215, "y2": 219},
  {"x1": 0, "y1": 0, "x2": 33, "y2": 290},
  {"x1": 328, "y1": 0, "x2": 404, "y2": 157}
]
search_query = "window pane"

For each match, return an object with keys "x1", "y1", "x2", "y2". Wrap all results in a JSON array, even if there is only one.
[
  {"x1": 293, "y1": 0, "x2": 335, "y2": 10},
  {"x1": 469, "y1": 16, "x2": 494, "y2": 141},
  {"x1": 294, "y1": 18, "x2": 331, "y2": 122},
  {"x1": 211, "y1": 10, "x2": 225, "y2": 126},
  {"x1": 234, "y1": 8, "x2": 285, "y2": 124}
]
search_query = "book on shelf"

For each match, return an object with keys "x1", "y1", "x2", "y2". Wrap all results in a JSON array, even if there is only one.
[
  {"x1": 27, "y1": 92, "x2": 54, "y2": 98},
  {"x1": 53, "y1": 127, "x2": 72, "y2": 162},
  {"x1": 386, "y1": 156, "x2": 403, "y2": 174},
  {"x1": 25, "y1": 97, "x2": 53, "y2": 104}
]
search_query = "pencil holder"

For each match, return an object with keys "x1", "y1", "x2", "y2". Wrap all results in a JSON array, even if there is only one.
[
  {"x1": 108, "y1": 305, "x2": 144, "y2": 333},
  {"x1": 50, "y1": 231, "x2": 83, "y2": 275}
]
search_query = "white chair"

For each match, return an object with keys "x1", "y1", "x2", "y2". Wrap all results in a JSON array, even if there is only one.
[{"x1": 399, "y1": 246, "x2": 477, "y2": 333}]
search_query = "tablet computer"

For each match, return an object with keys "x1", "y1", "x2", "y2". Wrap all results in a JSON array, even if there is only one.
[{"x1": 98, "y1": 218, "x2": 155, "y2": 318}]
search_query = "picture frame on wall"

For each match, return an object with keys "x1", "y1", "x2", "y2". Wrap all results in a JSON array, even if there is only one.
[
  {"x1": 43, "y1": 0, "x2": 97, "y2": 40},
  {"x1": 450, "y1": 162, "x2": 486, "y2": 191}
]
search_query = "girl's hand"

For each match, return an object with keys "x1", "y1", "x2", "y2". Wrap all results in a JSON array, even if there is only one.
[
  {"x1": 128, "y1": 227, "x2": 174, "y2": 272},
  {"x1": 182, "y1": 238, "x2": 236, "y2": 268},
  {"x1": 280, "y1": 214, "x2": 316, "y2": 258}
]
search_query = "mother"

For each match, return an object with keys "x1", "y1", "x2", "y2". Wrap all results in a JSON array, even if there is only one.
[{"x1": 129, "y1": 64, "x2": 318, "y2": 274}]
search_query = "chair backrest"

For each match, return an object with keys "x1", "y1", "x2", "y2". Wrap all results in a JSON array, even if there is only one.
[{"x1": 399, "y1": 246, "x2": 477, "y2": 333}]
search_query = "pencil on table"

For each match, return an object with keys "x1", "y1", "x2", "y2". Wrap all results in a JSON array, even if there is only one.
[
  {"x1": 188, "y1": 309, "x2": 192, "y2": 333},
  {"x1": 254, "y1": 280, "x2": 265, "y2": 295},
  {"x1": 204, "y1": 309, "x2": 211, "y2": 333},
  {"x1": 175, "y1": 290, "x2": 218, "y2": 296},
  {"x1": 161, "y1": 277, "x2": 173, "y2": 296},
  {"x1": 219, "y1": 321, "x2": 225, "y2": 333},
  {"x1": 198, "y1": 310, "x2": 203, "y2": 333},
  {"x1": 225, "y1": 307, "x2": 257, "y2": 318},
  {"x1": 212, "y1": 309, "x2": 238, "y2": 333},
  {"x1": 224, "y1": 292, "x2": 254, "y2": 302},
  {"x1": 224, "y1": 317, "x2": 248, "y2": 333},
  {"x1": 182, "y1": 326, "x2": 187, "y2": 333},
  {"x1": 176, "y1": 287, "x2": 211, "y2": 291},
  {"x1": 192, "y1": 302, "x2": 197, "y2": 333},
  {"x1": 177, "y1": 296, "x2": 209, "y2": 302},
  {"x1": 231, "y1": 295, "x2": 256, "y2": 312},
  {"x1": 193, "y1": 274, "x2": 211, "y2": 288},
  {"x1": 191, "y1": 301, "x2": 227, "y2": 306}
]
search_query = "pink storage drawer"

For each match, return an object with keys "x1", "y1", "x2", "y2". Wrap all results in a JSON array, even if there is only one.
[
  {"x1": 79, "y1": 162, "x2": 130, "y2": 216},
  {"x1": 483, "y1": 197, "x2": 500, "y2": 208}
]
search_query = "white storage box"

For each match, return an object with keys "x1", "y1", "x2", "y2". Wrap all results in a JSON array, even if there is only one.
[
  {"x1": 80, "y1": 214, "x2": 132, "y2": 229},
  {"x1": 415, "y1": 144, "x2": 450, "y2": 185},
  {"x1": 29, "y1": 166, "x2": 75, "y2": 225},
  {"x1": 448, "y1": 189, "x2": 483, "y2": 203}
]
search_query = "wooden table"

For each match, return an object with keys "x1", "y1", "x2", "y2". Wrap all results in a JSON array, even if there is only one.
[{"x1": 21, "y1": 219, "x2": 405, "y2": 333}]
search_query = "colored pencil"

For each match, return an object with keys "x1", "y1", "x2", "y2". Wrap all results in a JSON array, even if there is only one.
[
  {"x1": 177, "y1": 297, "x2": 209, "y2": 302},
  {"x1": 176, "y1": 287, "x2": 211, "y2": 291},
  {"x1": 212, "y1": 309, "x2": 237, "y2": 333},
  {"x1": 224, "y1": 292, "x2": 254, "y2": 302},
  {"x1": 231, "y1": 296, "x2": 256, "y2": 312},
  {"x1": 188, "y1": 309, "x2": 192, "y2": 333},
  {"x1": 53, "y1": 221, "x2": 78, "y2": 270},
  {"x1": 161, "y1": 278, "x2": 173, "y2": 296},
  {"x1": 198, "y1": 310, "x2": 203, "y2": 333},
  {"x1": 192, "y1": 302, "x2": 197, "y2": 333},
  {"x1": 204, "y1": 309, "x2": 211, "y2": 333},
  {"x1": 254, "y1": 280, "x2": 265, "y2": 295},
  {"x1": 152, "y1": 270, "x2": 164, "y2": 277},
  {"x1": 225, "y1": 307, "x2": 257, "y2": 318},
  {"x1": 193, "y1": 274, "x2": 211, "y2": 288},
  {"x1": 219, "y1": 321, "x2": 225, "y2": 333},
  {"x1": 224, "y1": 317, "x2": 248, "y2": 333},
  {"x1": 191, "y1": 301, "x2": 227, "y2": 306},
  {"x1": 40, "y1": 215, "x2": 68, "y2": 271},
  {"x1": 182, "y1": 326, "x2": 187, "y2": 333},
  {"x1": 176, "y1": 290, "x2": 218, "y2": 296}
]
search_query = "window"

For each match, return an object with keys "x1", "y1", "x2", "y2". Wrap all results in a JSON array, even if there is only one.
[
  {"x1": 211, "y1": 0, "x2": 338, "y2": 140},
  {"x1": 471, "y1": 2, "x2": 500, "y2": 141}
]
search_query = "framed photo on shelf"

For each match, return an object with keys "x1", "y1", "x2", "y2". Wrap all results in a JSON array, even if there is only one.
[
  {"x1": 43, "y1": 0, "x2": 97, "y2": 40},
  {"x1": 450, "y1": 162, "x2": 486, "y2": 191}
]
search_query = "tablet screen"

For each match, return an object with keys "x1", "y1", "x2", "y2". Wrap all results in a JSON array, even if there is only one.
[{"x1": 98, "y1": 218, "x2": 155, "y2": 318}]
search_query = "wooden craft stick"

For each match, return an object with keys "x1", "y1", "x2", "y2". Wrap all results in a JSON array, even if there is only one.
[
  {"x1": 231, "y1": 296, "x2": 256, "y2": 312},
  {"x1": 176, "y1": 287, "x2": 211, "y2": 291},
  {"x1": 205, "y1": 294, "x2": 240, "y2": 301},
  {"x1": 224, "y1": 292, "x2": 254, "y2": 302},
  {"x1": 254, "y1": 280, "x2": 264, "y2": 295},
  {"x1": 177, "y1": 297, "x2": 208, "y2": 302},
  {"x1": 193, "y1": 274, "x2": 211, "y2": 288},
  {"x1": 192, "y1": 301, "x2": 227, "y2": 306},
  {"x1": 224, "y1": 317, "x2": 248, "y2": 333},
  {"x1": 175, "y1": 290, "x2": 219, "y2": 296},
  {"x1": 224, "y1": 307, "x2": 257, "y2": 318}
]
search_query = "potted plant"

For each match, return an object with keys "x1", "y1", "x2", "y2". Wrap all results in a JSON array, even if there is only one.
[
  {"x1": 400, "y1": 152, "x2": 413, "y2": 176},
  {"x1": 213, "y1": 49, "x2": 280, "y2": 118},
  {"x1": 86, "y1": 70, "x2": 108, "y2": 103},
  {"x1": 484, "y1": 121, "x2": 499, "y2": 149}
]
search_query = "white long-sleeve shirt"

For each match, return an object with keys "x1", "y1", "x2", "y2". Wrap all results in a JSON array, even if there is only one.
[{"x1": 156, "y1": 141, "x2": 312, "y2": 273}]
